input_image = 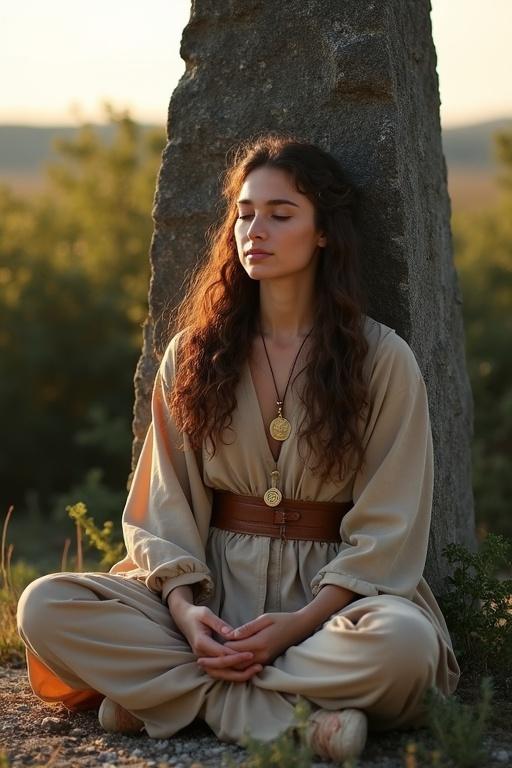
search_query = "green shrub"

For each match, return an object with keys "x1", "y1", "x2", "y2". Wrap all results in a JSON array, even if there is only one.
[
  {"x1": 66, "y1": 501, "x2": 125, "y2": 569},
  {"x1": 422, "y1": 677, "x2": 494, "y2": 767},
  {"x1": 440, "y1": 534, "x2": 512, "y2": 677}
]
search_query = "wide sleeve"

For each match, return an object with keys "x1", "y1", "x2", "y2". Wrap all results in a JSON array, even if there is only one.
[
  {"x1": 309, "y1": 330, "x2": 434, "y2": 601},
  {"x1": 108, "y1": 331, "x2": 214, "y2": 606}
]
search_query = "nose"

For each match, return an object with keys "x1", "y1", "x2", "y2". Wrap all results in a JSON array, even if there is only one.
[{"x1": 246, "y1": 213, "x2": 267, "y2": 240}]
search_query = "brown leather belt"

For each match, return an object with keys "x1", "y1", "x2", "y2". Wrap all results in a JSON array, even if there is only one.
[{"x1": 211, "y1": 490, "x2": 353, "y2": 542}]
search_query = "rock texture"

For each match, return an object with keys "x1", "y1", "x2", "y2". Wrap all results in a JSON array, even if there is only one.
[{"x1": 131, "y1": 0, "x2": 474, "y2": 593}]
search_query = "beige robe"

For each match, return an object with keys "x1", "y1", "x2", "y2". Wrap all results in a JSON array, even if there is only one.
[
  {"x1": 17, "y1": 314, "x2": 461, "y2": 741},
  {"x1": 110, "y1": 314, "x2": 460, "y2": 697}
]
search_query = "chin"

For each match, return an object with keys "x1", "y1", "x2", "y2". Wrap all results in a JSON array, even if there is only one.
[
  {"x1": 248, "y1": 267, "x2": 303, "y2": 281},
  {"x1": 244, "y1": 265, "x2": 273, "y2": 279}
]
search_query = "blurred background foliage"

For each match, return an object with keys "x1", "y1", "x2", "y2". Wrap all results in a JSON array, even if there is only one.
[
  {"x1": 0, "y1": 105, "x2": 166, "y2": 571},
  {"x1": 453, "y1": 130, "x2": 512, "y2": 541},
  {"x1": 0, "y1": 106, "x2": 511, "y2": 572}
]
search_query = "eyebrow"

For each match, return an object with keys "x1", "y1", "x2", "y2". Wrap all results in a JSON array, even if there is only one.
[{"x1": 236, "y1": 198, "x2": 299, "y2": 207}]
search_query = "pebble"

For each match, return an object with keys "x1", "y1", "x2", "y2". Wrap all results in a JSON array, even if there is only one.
[
  {"x1": 131, "y1": 748, "x2": 143, "y2": 757},
  {"x1": 155, "y1": 739, "x2": 169, "y2": 750},
  {"x1": 493, "y1": 749, "x2": 510, "y2": 763},
  {"x1": 40, "y1": 716, "x2": 69, "y2": 734},
  {"x1": 70, "y1": 727, "x2": 86, "y2": 736}
]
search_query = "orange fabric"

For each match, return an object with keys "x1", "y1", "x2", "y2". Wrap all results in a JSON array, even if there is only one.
[{"x1": 25, "y1": 648, "x2": 103, "y2": 711}]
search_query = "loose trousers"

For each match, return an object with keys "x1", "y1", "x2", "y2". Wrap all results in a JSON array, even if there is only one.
[{"x1": 16, "y1": 571, "x2": 442, "y2": 743}]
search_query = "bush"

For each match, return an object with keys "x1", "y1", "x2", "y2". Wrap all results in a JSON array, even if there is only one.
[
  {"x1": 422, "y1": 677, "x2": 494, "y2": 768},
  {"x1": 440, "y1": 534, "x2": 512, "y2": 677}
]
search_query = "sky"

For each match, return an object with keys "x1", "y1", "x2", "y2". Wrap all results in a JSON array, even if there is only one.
[{"x1": 0, "y1": 0, "x2": 510, "y2": 128}]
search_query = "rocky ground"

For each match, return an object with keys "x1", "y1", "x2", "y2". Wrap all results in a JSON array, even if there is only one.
[{"x1": 1, "y1": 664, "x2": 511, "y2": 767}]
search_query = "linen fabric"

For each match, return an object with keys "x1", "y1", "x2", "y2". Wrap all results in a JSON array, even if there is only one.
[{"x1": 17, "y1": 314, "x2": 460, "y2": 741}]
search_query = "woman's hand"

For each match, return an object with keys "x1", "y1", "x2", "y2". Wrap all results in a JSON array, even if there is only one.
[
  {"x1": 196, "y1": 611, "x2": 308, "y2": 680},
  {"x1": 169, "y1": 600, "x2": 262, "y2": 681}
]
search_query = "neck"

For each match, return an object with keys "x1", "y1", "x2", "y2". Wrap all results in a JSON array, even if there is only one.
[{"x1": 257, "y1": 274, "x2": 316, "y2": 346}]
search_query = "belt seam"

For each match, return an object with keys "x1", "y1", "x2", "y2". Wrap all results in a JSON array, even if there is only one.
[
  {"x1": 209, "y1": 525, "x2": 340, "y2": 543},
  {"x1": 211, "y1": 490, "x2": 352, "y2": 543}
]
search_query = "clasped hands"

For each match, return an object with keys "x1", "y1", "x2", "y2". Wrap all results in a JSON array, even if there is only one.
[
  {"x1": 169, "y1": 583, "x2": 354, "y2": 683},
  {"x1": 197, "y1": 609, "x2": 307, "y2": 682},
  {"x1": 175, "y1": 605, "x2": 308, "y2": 682}
]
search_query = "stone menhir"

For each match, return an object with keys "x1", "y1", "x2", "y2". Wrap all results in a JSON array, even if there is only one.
[{"x1": 130, "y1": 0, "x2": 475, "y2": 593}]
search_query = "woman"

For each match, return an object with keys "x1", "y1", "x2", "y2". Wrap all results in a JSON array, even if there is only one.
[{"x1": 17, "y1": 134, "x2": 460, "y2": 764}]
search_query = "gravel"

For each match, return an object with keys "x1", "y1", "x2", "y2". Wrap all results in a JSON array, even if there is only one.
[{"x1": 1, "y1": 664, "x2": 511, "y2": 767}]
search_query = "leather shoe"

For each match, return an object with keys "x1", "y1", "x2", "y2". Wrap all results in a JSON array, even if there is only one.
[
  {"x1": 305, "y1": 707, "x2": 367, "y2": 762},
  {"x1": 98, "y1": 697, "x2": 145, "y2": 734}
]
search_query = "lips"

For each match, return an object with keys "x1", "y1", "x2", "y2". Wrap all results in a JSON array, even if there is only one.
[
  {"x1": 246, "y1": 251, "x2": 272, "y2": 261},
  {"x1": 246, "y1": 249, "x2": 272, "y2": 256}
]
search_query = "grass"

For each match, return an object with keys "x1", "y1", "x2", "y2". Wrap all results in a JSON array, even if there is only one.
[
  {"x1": 0, "y1": 502, "x2": 114, "y2": 665},
  {"x1": 1, "y1": 505, "x2": 31, "y2": 664}
]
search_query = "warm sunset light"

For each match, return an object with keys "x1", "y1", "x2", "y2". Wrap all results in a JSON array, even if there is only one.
[
  {"x1": 0, "y1": 0, "x2": 510, "y2": 127},
  {"x1": 430, "y1": 0, "x2": 512, "y2": 126},
  {"x1": 2, "y1": 2, "x2": 511, "y2": 765}
]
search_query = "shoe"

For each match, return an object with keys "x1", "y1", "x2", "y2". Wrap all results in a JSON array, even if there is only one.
[
  {"x1": 98, "y1": 697, "x2": 145, "y2": 734},
  {"x1": 305, "y1": 708, "x2": 367, "y2": 763}
]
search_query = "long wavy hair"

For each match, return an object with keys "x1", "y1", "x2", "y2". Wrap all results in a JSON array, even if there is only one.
[{"x1": 165, "y1": 132, "x2": 370, "y2": 482}]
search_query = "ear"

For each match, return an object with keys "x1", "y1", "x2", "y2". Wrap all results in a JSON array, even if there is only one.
[{"x1": 317, "y1": 232, "x2": 327, "y2": 248}]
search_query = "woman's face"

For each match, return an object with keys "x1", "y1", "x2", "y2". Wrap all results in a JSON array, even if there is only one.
[{"x1": 234, "y1": 166, "x2": 326, "y2": 282}]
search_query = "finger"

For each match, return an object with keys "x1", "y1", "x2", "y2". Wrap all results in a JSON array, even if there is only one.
[
  {"x1": 227, "y1": 660, "x2": 256, "y2": 671},
  {"x1": 196, "y1": 635, "x2": 243, "y2": 658},
  {"x1": 224, "y1": 615, "x2": 274, "y2": 640},
  {"x1": 200, "y1": 610, "x2": 235, "y2": 639},
  {"x1": 197, "y1": 652, "x2": 255, "y2": 670},
  {"x1": 200, "y1": 658, "x2": 254, "y2": 673},
  {"x1": 222, "y1": 637, "x2": 259, "y2": 653},
  {"x1": 199, "y1": 654, "x2": 257, "y2": 672},
  {"x1": 202, "y1": 664, "x2": 263, "y2": 682}
]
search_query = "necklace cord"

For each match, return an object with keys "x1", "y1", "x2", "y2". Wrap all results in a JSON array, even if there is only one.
[{"x1": 259, "y1": 326, "x2": 314, "y2": 408}]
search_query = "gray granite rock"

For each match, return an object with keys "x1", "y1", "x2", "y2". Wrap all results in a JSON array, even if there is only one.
[{"x1": 132, "y1": 0, "x2": 474, "y2": 592}]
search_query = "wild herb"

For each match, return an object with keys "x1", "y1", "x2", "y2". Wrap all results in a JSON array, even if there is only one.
[{"x1": 440, "y1": 534, "x2": 512, "y2": 676}]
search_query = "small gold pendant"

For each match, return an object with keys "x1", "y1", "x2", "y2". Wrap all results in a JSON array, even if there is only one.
[
  {"x1": 264, "y1": 487, "x2": 282, "y2": 507},
  {"x1": 264, "y1": 469, "x2": 282, "y2": 507},
  {"x1": 269, "y1": 415, "x2": 291, "y2": 441}
]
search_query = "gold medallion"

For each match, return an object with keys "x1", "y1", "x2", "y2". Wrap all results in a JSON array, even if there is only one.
[
  {"x1": 264, "y1": 487, "x2": 282, "y2": 507},
  {"x1": 269, "y1": 415, "x2": 291, "y2": 441}
]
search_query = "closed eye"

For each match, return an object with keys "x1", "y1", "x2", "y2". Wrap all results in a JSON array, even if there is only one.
[{"x1": 237, "y1": 215, "x2": 290, "y2": 220}]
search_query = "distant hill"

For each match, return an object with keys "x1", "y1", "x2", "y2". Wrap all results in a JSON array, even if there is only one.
[
  {"x1": 441, "y1": 117, "x2": 512, "y2": 169},
  {"x1": 0, "y1": 123, "x2": 163, "y2": 195},
  {"x1": 0, "y1": 117, "x2": 511, "y2": 209},
  {"x1": 441, "y1": 118, "x2": 512, "y2": 211},
  {"x1": 0, "y1": 123, "x2": 161, "y2": 172}
]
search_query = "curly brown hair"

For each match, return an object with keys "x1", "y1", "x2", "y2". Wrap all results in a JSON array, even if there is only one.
[{"x1": 165, "y1": 132, "x2": 370, "y2": 482}]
